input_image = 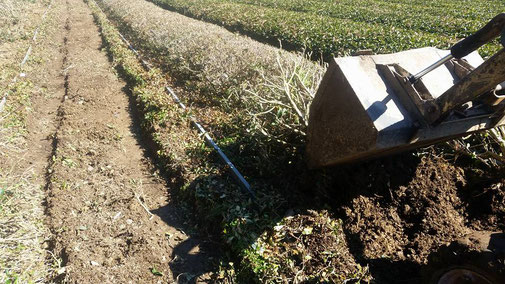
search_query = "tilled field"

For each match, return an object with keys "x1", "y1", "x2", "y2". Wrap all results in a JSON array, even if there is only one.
[
  {"x1": 44, "y1": 0, "x2": 217, "y2": 281},
  {"x1": 2, "y1": 0, "x2": 217, "y2": 282},
  {"x1": 1, "y1": 0, "x2": 505, "y2": 282},
  {"x1": 91, "y1": 0, "x2": 505, "y2": 282}
]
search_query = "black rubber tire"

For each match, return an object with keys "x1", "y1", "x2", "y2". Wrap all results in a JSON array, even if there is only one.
[{"x1": 423, "y1": 232, "x2": 505, "y2": 284}]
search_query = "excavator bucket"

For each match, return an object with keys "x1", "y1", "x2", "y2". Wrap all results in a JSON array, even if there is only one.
[{"x1": 306, "y1": 47, "x2": 505, "y2": 168}]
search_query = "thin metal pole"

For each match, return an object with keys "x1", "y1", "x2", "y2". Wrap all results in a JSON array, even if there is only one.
[
  {"x1": 164, "y1": 85, "x2": 253, "y2": 195},
  {"x1": 93, "y1": 0, "x2": 254, "y2": 196},
  {"x1": 408, "y1": 53, "x2": 453, "y2": 83}
]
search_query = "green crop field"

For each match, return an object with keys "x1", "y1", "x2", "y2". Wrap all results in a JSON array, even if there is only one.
[{"x1": 150, "y1": 0, "x2": 505, "y2": 59}]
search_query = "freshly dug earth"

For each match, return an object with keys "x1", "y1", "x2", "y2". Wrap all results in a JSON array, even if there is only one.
[
  {"x1": 339, "y1": 153, "x2": 505, "y2": 282},
  {"x1": 345, "y1": 156, "x2": 468, "y2": 263},
  {"x1": 23, "y1": 0, "x2": 217, "y2": 282}
]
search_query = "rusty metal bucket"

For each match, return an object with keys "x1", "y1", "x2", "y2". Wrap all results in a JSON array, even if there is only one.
[{"x1": 306, "y1": 47, "x2": 505, "y2": 168}]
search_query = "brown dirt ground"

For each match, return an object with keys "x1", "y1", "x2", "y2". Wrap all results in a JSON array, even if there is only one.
[
  {"x1": 334, "y1": 152, "x2": 505, "y2": 282},
  {"x1": 24, "y1": 0, "x2": 218, "y2": 282}
]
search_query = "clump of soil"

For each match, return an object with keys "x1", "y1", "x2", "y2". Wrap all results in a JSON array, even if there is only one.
[
  {"x1": 459, "y1": 174, "x2": 505, "y2": 230},
  {"x1": 342, "y1": 154, "x2": 504, "y2": 281},
  {"x1": 346, "y1": 156, "x2": 468, "y2": 263}
]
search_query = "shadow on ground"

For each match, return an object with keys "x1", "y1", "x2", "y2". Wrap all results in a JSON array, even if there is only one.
[{"x1": 155, "y1": 142, "x2": 425, "y2": 282}]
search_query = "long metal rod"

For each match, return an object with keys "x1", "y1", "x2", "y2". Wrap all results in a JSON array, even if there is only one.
[
  {"x1": 92, "y1": 0, "x2": 253, "y2": 197},
  {"x1": 408, "y1": 53, "x2": 453, "y2": 83},
  {"x1": 164, "y1": 86, "x2": 252, "y2": 194}
]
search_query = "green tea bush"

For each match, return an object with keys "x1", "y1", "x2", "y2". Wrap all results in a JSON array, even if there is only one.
[{"x1": 149, "y1": 0, "x2": 504, "y2": 59}]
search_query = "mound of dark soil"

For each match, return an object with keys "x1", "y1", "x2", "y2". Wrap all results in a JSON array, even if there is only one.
[{"x1": 341, "y1": 154, "x2": 504, "y2": 282}]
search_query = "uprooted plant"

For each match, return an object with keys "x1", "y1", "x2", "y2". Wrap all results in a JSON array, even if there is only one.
[{"x1": 244, "y1": 50, "x2": 325, "y2": 141}]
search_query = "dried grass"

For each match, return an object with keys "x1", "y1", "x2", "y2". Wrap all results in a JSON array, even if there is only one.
[
  {"x1": 0, "y1": 0, "x2": 32, "y2": 43},
  {"x1": 0, "y1": 155, "x2": 50, "y2": 283},
  {"x1": 0, "y1": 98, "x2": 52, "y2": 282},
  {"x1": 0, "y1": 0, "x2": 19, "y2": 24},
  {"x1": 0, "y1": 82, "x2": 53, "y2": 283},
  {"x1": 0, "y1": 0, "x2": 53, "y2": 281}
]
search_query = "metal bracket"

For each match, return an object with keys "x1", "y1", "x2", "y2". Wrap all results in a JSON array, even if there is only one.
[
  {"x1": 445, "y1": 58, "x2": 475, "y2": 79},
  {"x1": 377, "y1": 63, "x2": 438, "y2": 127},
  {"x1": 432, "y1": 48, "x2": 505, "y2": 124}
]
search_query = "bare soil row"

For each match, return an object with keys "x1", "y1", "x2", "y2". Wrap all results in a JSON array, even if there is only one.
[{"x1": 4, "y1": 0, "x2": 218, "y2": 282}]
